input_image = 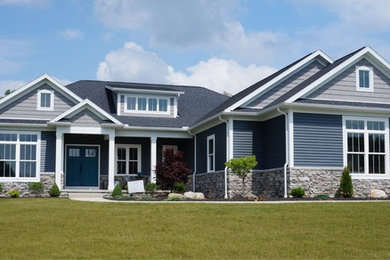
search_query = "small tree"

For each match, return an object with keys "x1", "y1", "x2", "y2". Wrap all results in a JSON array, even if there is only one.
[
  {"x1": 225, "y1": 155, "x2": 258, "y2": 196},
  {"x1": 339, "y1": 166, "x2": 353, "y2": 198},
  {"x1": 156, "y1": 149, "x2": 190, "y2": 191}
]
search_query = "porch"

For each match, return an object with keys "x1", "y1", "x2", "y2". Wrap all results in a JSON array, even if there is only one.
[{"x1": 56, "y1": 133, "x2": 193, "y2": 191}]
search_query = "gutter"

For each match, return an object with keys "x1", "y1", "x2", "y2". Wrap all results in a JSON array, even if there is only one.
[
  {"x1": 218, "y1": 115, "x2": 229, "y2": 199},
  {"x1": 277, "y1": 107, "x2": 289, "y2": 198},
  {"x1": 187, "y1": 129, "x2": 197, "y2": 192}
]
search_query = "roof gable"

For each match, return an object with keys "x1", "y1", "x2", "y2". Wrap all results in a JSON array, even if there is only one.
[
  {"x1": 50, "y1": 99, "x2": 123, "y2": 125},
  {"x1": 284, "y1": 46, "x2": 390, "y2": 104},
  {"x1": 0, "y1": 74, "x2": 82, "y2": 110}
]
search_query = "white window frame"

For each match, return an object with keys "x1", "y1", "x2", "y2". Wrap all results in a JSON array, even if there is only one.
[
  {"x1": 355, "y1": 66, "x2": 374, "y2": 92},
  {"x1": 114, "y1": 144, "x2": 142, "y2": 176},
  {"x1": 124, "y1": 94, "x2": 170, "y2": 115},
  {"x1": 343, "y1": 116, "x2": 389, "y2": 179},
  {"x1": 0, "y1": 131, "x2": 40, "y2": 182},
  {"x1": 207, "y1": 134, "x2": 215, "y2": 173},
  {"x1": 37, "y1": 89, "x2": 54, "y2": 111}
]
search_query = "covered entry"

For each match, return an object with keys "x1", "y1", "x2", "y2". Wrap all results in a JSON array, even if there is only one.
[{"x1": 65, "y1": 145, "x2": 99, "y2": 187}]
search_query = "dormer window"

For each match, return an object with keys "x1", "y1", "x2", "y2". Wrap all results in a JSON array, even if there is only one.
[
  {"x1": 159, "y1": 99, "x2": 168, "y2": 112},
  {"x1": 125, "y1": 95, "x2": 170, "y2": 114},
  {"x1": 356, "y1": 66, "x2": 373, "y2": 92},
  {"x1": 37, "y1": 89, "x2": 54, "y2": 111}
]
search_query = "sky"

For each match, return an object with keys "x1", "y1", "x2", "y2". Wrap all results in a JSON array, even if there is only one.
[{"x1": 1, "y1": 0, "x2": 390, "y2": 95}]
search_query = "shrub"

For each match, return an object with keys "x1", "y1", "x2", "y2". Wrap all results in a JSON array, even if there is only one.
[
  {"x1": 167, "y1": 197, "x2": 182, "y2": 201},
  {"x1": 49, "y1": 183, "x2": 61, "y2": 197},
  {"x1": 29, "y1": 182, "x2": 44, "y2": 193},
  {"x1": 290, "y1": 187, "x2": 305, "y2": 198},
  {"x1": 145, "y1": 183, "x2": 158, "y2": 193},
  {"x1": 172, "y1": 182, "x2": 186, "y2": 194},
  {"x1": 225, "y1": 155, "x2": 258, "y2": 195},
  {"x1": 156, "y1": 149, "x2": 191, "y2": 191},
  {"x1": 9, "y1": 189, "x2": 20, "y2": 198},
  {"x1": 112, "y1": 184, "x2": 123, "y2": 197},
  {"x1": 339, "y1": 166, "x2": 353, "y2": 198},
  {"x1": 139, "y1": 196, "x2": 153, "y2": 201},
  {"x1": 0, "y1": 183, "x2": 3, "y2": 192},
  {"x1": 315, "y1": 194, "x2": 329, "y2": 200}
]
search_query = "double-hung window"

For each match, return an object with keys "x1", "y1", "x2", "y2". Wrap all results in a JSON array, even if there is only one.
[
  {"x1": 0, "y1": 132, "x2": 39, "y2": 181},
  {"x1": 356, "y1": 66, "x2": 373, "y2": 92},
  {"x1": 115, "y1": 145, "x2": 142, "y2": 175},
  {"x1": 207, "y1": 135, "x2": 215, "y2": 172},
  {"x1": 344, "y1": 117, "x2": 388, "y2": 177},
  {"x1": 37, "y1": 90, "x2": 54, "y2": 111}
]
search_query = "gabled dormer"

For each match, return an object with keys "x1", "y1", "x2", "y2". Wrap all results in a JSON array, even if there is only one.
[{"x1": 105, "y1": 83, "x2": 183, "y2": 118}]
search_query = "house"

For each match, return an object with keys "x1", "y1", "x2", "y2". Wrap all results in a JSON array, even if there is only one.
[{"x1": 1, "y1": 46, "x2": 390, "y2": 198}]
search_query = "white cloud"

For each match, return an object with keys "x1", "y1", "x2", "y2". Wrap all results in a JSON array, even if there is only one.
[
  {"x1": 96, "y1": 42, "x2": 171, "y2": 83},
  {"x1": 96, "y1": 42, "x2": 276, "y2": 94},
  {"x1": 58, "y1": 29, "x2": 83, "y2": 40},
  {"x1": 94, "y1": 0, "x2": 239, "y2": 49},
  {"x1": 0, "y1": 80, "x2": 25, "y2": 96},
  {"x1": 308, "y1": 0, "x2": 390, "y2": 32},
  {"x1": 169, "y1": 58, "x2": 275, "y2": 94}
]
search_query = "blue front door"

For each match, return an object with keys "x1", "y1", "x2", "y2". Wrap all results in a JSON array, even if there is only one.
[{"x1": 66, "y1": 145, "x2": 99, "y2": 187}]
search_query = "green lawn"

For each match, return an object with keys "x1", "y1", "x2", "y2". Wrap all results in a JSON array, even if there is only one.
[{"x1": 0, "y1": 199, "x2": 389, "y2": 259}]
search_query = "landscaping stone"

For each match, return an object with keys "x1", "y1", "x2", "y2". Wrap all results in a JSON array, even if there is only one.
[
  {"x1": 168, "y1": 193, "x2": 184, "y2": 200},
  {"x1": 183, "y1": 191, "x2": 205, "y2": 200},
  {"x1": 245, "y1": 193, "x2": 258, "y2": 201},
  {"x1": 370, "y1": 189, "x2": 388, "y2": 199}
]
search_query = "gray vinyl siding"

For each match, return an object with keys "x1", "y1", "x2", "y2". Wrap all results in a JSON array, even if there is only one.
[
  {"x1": 308, "y1": 58, "x2": 390, "y2": 103},
  {"x1": 40, "y1": 131, "x2": 56, "y2": 172},
  {"x1": 264, "y1": 116, "x2": 286, "y2": 169},
  {"x1": 247, "y1": 60, "x2": 324, "y2": 108},
  {"x1": 69, "y1": 109, "x2": 104, "y2": 126},
  {"x1": 233, "y1": 120, "x2": 263, "y2": 170},
  {"x1": 293, "y1": 113, "x2": 343, "y2": 167},
  {"x1": 115, "y1": 137, "x2": 151, "y2": 176},
  {"x1": 196, "y1": 123, "x2": 226, "y2": 173},
  {"x1": 0, "y1": 83, "x2": 76, "y2": 119}
]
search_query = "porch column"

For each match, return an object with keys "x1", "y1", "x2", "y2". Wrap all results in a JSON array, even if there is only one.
[
  {"x1": 55, "y1": 133, "x2": 64, "y2": 189},
  {"x1": 108, "y1": 134, "x2": 115, "y2": 191},
  {"x1": 150, "y1": 136, "x2": 157, "y2": 183}
]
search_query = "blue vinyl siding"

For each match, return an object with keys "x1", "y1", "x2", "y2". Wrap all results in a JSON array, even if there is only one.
[
  {"x1": 196, "y1": 123, "x2": 226, "y2": 173},
  {"x1": 264, "y1": 116, "x2": 286, "y2": 169},
  {"x1": 233, "y1": 120, "x2": 263, "y2": 169},
  {"x1": 232, "y1": 116, "x2": 285, "y2": 170},
  {"x1": 294, "y1": 113, "x2": 343, "y2": 167},
  {"x1": 40, "y1": 131, "x2": 56, "y2": 172}
]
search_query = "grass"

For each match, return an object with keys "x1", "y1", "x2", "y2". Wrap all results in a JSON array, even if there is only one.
[{"x1": 0, "y1": 199, "x2": 389, "y2": 259}]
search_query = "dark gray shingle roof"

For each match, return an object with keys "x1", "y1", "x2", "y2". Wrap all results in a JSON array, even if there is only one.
[
  {"x1": 65, "y1": 80, "x2": 228, "y2": 128},
  {"x1": 0, "y1": 119, "x2": 48, "y2": 124}
]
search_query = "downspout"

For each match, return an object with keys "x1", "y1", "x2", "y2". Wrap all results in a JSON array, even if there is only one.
[
  {"x1": 187, "y1": 130, "x2": 197, "y2": 192},
  {"x1": 277, "y1": 108, "x2": 289, "y2": 198},
  {"x1": 218, "y1": 115, "x2": 229, "y2": 199}
]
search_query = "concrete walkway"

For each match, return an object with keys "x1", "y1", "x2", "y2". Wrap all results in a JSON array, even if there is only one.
[{"x1": 68, "y1": 192, "x2": 389, "y2": 204}]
